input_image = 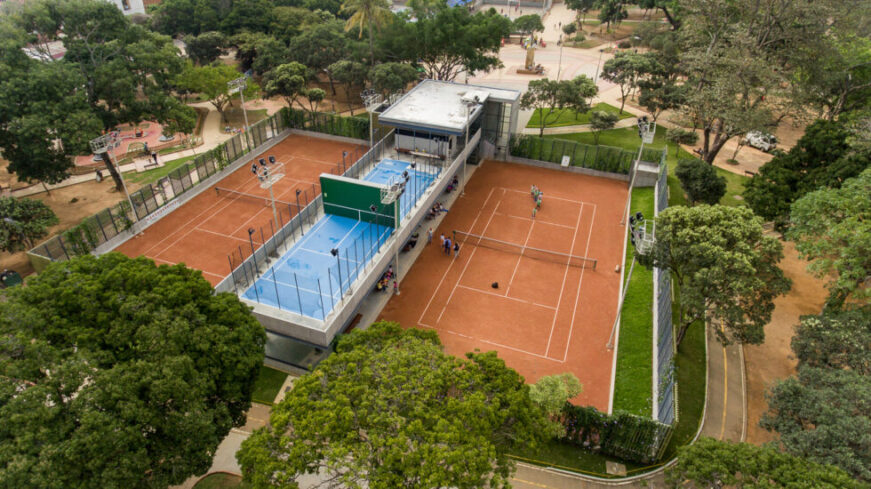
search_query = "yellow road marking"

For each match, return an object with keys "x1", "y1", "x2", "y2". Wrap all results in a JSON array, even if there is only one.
[{"x1": 512, "y1": 478, "x2": 549, "y2": 488}]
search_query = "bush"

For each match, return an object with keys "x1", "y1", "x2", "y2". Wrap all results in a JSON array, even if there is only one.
[
  {"x1": 562, "y1": 23, "x2": 577, "y2": 35},
  {"x1": 573, "y1": 32, "x2": 586, "y2": 42},
  {"x1": 561, "y1": 404, "x2": 673, "y2": 464},
  {"x1": 617, "y1": 40, "x2": 631, "y2": 49},
  {"x1": 666, "y1": 127, "x2": 699, "y2": 155},
  {"x1": 281, "y1": 107, "x2": 369, "y2": 140},
  {"x1": 509, "y1": 134, "x2": 639, "y2": 174},
  {"x1": 675, "y1": 158, "x2": 727, "y2": 205}
]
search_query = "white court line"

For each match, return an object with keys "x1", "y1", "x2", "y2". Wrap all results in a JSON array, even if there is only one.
[
  {"x1": 544, "y1": 201, "x2": 585, "y2": 358},
  {"x1": 505, "y1": 216, "x2": 536, "y2": 296},
  {"x1": 417, "y1": 187, "x2": 497, "y2": 326},
  {"x1": 151, "y1": 256, "x2": 225, "y2": 280},
  {"x1": 561, "y1": 203, "x2": 597, "y2": 362},
  {"x1": 503, "y1": 187, "x2": 584, "y2": 204},
  {"x1": 418, "y1": 321, "x2": 564, "y2": 363},
  {"x1": 193, "y1": 227, "x2": 249, "y2": 244},
  {"x1": 456, "y1": 284, "x2": 557, "y2": 310},
  {"x1": 495, "y1": 212, "x2": 575, "y2": 230},
  {"x1": 436, "y1": 189, "x2": 505, "y2": 323}
]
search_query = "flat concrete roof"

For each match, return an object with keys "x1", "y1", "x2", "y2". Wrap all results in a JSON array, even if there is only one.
[{"x1": 378, "y1": 80, "x2": 521, "y2": 135}]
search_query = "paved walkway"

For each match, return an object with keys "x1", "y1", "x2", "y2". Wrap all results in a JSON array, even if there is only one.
[{"x1": 11, "y1": 100, "x2": 284, "y2": 198}]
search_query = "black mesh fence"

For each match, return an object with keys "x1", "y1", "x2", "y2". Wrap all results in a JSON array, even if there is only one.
[
  {"x1": 29, "y1": 112, "x2": 289, "y2": 263},
  {"x1": 509, "y1": 134, "x2": 663, "y2": 175},
  {"x1": 653, "y1": 156, "x2": 676, "y2": 425}
]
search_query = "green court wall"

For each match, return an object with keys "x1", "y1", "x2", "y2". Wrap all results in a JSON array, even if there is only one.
[{"x1": 320, "y1": 174, "x2": 397, "y2": 228}]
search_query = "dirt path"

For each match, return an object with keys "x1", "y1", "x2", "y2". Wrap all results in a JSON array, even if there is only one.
[{"x1": 742, "y1": 240, "x2": 828, "y2": 444}]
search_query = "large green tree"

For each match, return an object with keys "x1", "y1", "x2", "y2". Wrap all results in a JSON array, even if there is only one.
[
  {"x1": 639, "y1": 205, "x2": 790, "y2": 346},
  {"x1": 744, "y1": 119, "x2": 868, "y2": 231},
  {"x1": 341, "y1": 0, "x2": 392, "y2": 65},
  {"x1": 381, "y1": 5, "x2": 512, "y2": 81},
  {"x1": 0, "y1": 253, "x2": 266, "y2": 489},
  {"x1": 790, "y1": 308, "x2": 871, "y2": 376},
  {"x1": 677, "y1": 0, "x2": 831, "y2": 164},
  {"x1": 667, "y1": 437, "x2": 863, "y2": 489},
  {"x1": 762, "y1": 366, "x2": 871, "y2": 482},
  {"x1": 220, "y1": 0, "x2": 274, "y2": 34},
  {"x1": 368, "y1": 62, "x2": 418, "y2": 97},
  {"x1": 597, "y1": 0, "x2": 628, "y2": 30},
  {"x1": 183, "y1": 31, "x2": 226, "y2": 65},
  {"x1": 231, "y1": 32, "x2": 289, "y2": 75},
  {"x1": 174, "y1": 63, "x2": 259, "y2": 124},
  {"x1": 600, "y1": 52, "x2": 651, "y2": 114},
  {"x1": 520, "y1": 78, "x2": 592, "y2": 137},
  {"x1": 6, "y1": 0, "x2": 190, "y2": 192},
  {"x1": 328, "y1": 60, "x2": 368, "y2": 114},
  {"x1": 0, "y1": 27, "x2": 101, "y2": 188},
  {"x1": 263, "y1": 62, "x2": 309, "y2": 109},
  {"x1": 288, "y1": 21, "x2": 351, "y2": 95},
  {"x1": 0, "y1": 197, "x2": 59, "y2": 253},
  {"x1": 237, "y1": 321, "x2": 549, "y2": 489},
  {"x1": 565, "y1": 0, "x2": 594, "y2": 30},
  {"x1": 513, "y1": 14, "x2": 544, "y2": 36},
  {"x1": 786, "y1": 168, "x2": 871, "y2": 308}
]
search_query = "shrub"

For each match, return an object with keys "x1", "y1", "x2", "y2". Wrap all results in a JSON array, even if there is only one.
[
  {"x1": 562, "y1": 23, "x2": 577, "y2": 35},
  {"x1": 573, "y1": 32, "x2": 586, "y2": 42},
  {"x1": 675, "y1": 158, "x2": 727, "y2": 205},
  {"x1": 617, "y1": 40, "x2": 631, "y2": 49}
]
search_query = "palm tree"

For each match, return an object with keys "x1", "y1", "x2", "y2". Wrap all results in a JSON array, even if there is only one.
[{"x1": 342, "y1": 0, "x2": 392, "y2": 65}]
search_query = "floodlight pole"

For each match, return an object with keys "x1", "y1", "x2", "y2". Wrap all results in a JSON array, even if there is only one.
[
  {"x1": 621, "y1": 118, "x2": 649, "y2": 226},
  {"x1": 91, "y1": 134, "x2": 137, "y2": 223},
  {"x1": 593, "y1": 48, "x2": 605, "y2": 85},
  {"x1": 557, "y1": 34, "x2": 564, "y2": 81},
  {"x1": 228, "y1": 77, "x2": 250, "y2": 134},
  {"x1": 393, "y1": 196, "x2": 401, "y2": 294},
  {"x1": 461, "y1": 100, "x2": 479, "y2": 196}
]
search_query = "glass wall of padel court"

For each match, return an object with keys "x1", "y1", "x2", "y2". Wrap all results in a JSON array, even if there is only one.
[{"x1": 236, "y1": 155, "x2": 441, "y2": 320}]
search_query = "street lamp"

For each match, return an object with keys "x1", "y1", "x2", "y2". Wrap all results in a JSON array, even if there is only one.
[
  {"x1": 593, "y1": 48, "x2": 605, "y2": 85},
  {"x1": 252, "y1": 155, "x2": 283, "y2": 229},
  {"x1": 90, "y1": 133, "x2": 137, "y2": 223},
  {"x1": 228, "y1": 76, "x2": 251, "y2": 134}
]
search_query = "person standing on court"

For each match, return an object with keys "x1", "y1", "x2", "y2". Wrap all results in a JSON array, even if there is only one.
[
  {"x1": 427, "y1": 228, "x2": 433, "y2": 245},
  {"x1": 444, "y1": 237, "x2": 452, "y2": 256},
  {"x1": 440, "y1": 233, "x2": 445, "y2": 249},
  {"x1": 453, "y1": 242, "x2": 460, "y2": 257}
]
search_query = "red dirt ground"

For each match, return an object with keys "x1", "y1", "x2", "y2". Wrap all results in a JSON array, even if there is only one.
[
  {"x1": 114, "y1": 134, "x2": 363, "y2": 285},
  {"x1": 379, "y1": 161, "x2": 628, "y2": 411}
]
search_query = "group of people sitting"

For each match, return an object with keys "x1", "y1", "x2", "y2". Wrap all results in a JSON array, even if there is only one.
[
  {"x1": 426, "y1": 202, "x2": 449, "y2": 220},
  {"x1": 375, "y1": 266, "x2": 395, "y2": 292},
  {"x1": 445, "y1": 176, "x2": 460, "y2": 193}
]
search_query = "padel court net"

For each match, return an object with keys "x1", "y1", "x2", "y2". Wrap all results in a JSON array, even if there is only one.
[
  {"x1": 241, "y1": 158, "x2": 441, "y2": 320},
  {"x1": 453, "y1": 230, "x2": 598, "y2": 270}
]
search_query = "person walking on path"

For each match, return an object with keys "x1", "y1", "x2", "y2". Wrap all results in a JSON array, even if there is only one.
[{"x1": 427, "y1": 228, "x2": 433, "y2": 245}]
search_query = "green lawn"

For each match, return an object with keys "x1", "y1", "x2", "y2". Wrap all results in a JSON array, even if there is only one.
[
  {"x1": 125, "y1": 155, "x2": 197, "y2": 185},
  {"x1": 611, "y1": 187, "x2": 654, "y2": 417},
  {"x1": 526, "y1": 103, "x2": 633, "y2": 129},
  {"x1": 251, "y1": 365, "x2": 288, "y2": 405},
  {"x1": 510, "y1": 438, "x2": 643, "y2": 477},
  {"x1": 193, "y1": 473, "x2": 250, "y2": 489}
]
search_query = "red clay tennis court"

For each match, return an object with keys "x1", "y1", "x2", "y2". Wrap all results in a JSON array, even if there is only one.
[
  {"x1": 380, "y1": 160, "x2": 627, "y2": 411},
  {"x1": 115, "y1": 134, "x2": 363, "y2": 285}
]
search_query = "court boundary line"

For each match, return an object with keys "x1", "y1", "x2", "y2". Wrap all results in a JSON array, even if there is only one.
[
  {"x1": 418, "y1": 320, "x2": 566, "y2": 363},
  {"x1": 436, "y1": 188, "x2": 505, "y2": 323},
  {"x1": 418, "y1": 187, "x2": 497, "y2": 326},
  {"x1": 504, "y1": 187, "x2": 583, "y2": 204},
  {"x1": 456, "y1": 284, "x2": 557, "y2": 310},
  {"x1": 505, "y1": 213, "x2": 536, "y2": 296},
  {"x1": 150, "y1": 256, "x2": 225, "y2": 280},
  {"x1": 560, "y1": 203, "x2": 597, "y2": 362},
  {"x1": 495, "y1": 211, "x2": 576, "y2": 230},
  {"x1": 544, "y1": 201, "x2": 586, "y2": 358}
]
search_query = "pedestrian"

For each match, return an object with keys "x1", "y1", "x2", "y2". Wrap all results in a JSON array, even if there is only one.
[
  {"x1": 444, "y1": 237, "x2": 452, "y2": 255},
  {"x1": 532, "y1": 207, "x2": 537, "y2": 219},
  {"x1": 536, "y1": 196, "x2": 542, "y2": 210},
  {"x1": 427, "y1": 228, "x2": 433, "y2": 245},
  {"x1": 453, "y1": 242, "x2": 460, "y2": 257},
  {"x1": 393, "y1": 280, "x2": 399, "y2": 295},
  {"x1": 440, "y1": 233, "x2": 445, "y2": 248},
  {"x1": 387, "y1": 265, "x2": 393, "y2": 279},
  {"x1": 151, "y1": 151, "x2": 158, "y2": 165},
  {"x1": 530, "y1": 184, "x2": 536, "y2": 199}
]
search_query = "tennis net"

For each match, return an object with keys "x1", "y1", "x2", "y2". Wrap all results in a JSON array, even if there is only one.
[
  {"x1": 215, "y1": 187, "x2": 299, "y2": 210},
  {"x1": 453, "y1": 230, "x2": 597, "y2": 270}
]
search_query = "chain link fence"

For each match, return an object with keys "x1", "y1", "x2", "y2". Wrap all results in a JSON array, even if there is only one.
[
  {"x1": 653, "y1": 155, "x2": 676, "y2": 425},
  {"x1": 509, "y1": 134, "x2": 663, "y2": 175}
]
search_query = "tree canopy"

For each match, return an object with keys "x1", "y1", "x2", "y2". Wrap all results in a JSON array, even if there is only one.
[
  {"x1": 237, "y1": 321, "x2": 549, "y2": 489},
  {"x1": 790, "y1": 308, "x2": 871, "y2": 376},
  {"x1": 675, "y1": 158, "x2": 726, "y2": 206},
  {"x1": 667, "y1": 437, "x2": 863, "y2": 489},
  {"x1": 263, "y1": 62, "x2": 309, "y2": 109},
  {"x1": 368, "y1": 62, "x2": 418, "y2": 97},
  {"x1": 744, "y1": 119, "x2": 868, "y2": 231},
  {"x1": 513, "y1": 15, "x2": 544, "y2": 36},
  {"x1": 381, "y1": 6, "x2": 511, "y2": 81},
  {"x1": 3, "y1": 0, "x2": 189, "y2": 192},
  {"x1": 589, "y1": 111, "x2": 619, "y2": 144},
  {"x1": 600, "y1": 52, "x2": 650, "y2": 114},
  {"x1": 183, "y1": 31, "x2": 226, "y2": 65},
  {"x1": 175, "y1": 64, "x2": 259, "y2": 124},
  {"x1": 0, "y1": 197, "x2": 59, "y2": 253},
  {"x1": 786, "y1": 168, "x2": 871, "y2": 308},
  {"x1": 0, "y1": 253, "x2": 266, "y2": 489},
  {"x1": 638, "y1": 205, "x2": 790, "y2": 346}
]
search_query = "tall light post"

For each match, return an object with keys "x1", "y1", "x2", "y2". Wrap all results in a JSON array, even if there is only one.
[
  {"x1": 90, "y1": 134, "x2": 137, "y2": 223},
  {"x1": 621, "y1": 116, "x2": 655, "y2": 226},
  {"x1": 557, "y1": 33, "x2": 564, "y2": 81},
  {"x1": 228, "y1": 76, "x2": 251, "y2": 134},
  {"x1": 252, "y1": 156, "x2": 283, "y2": 229},
  {"x1": 593, "y1": 48, "x2": 605, "y2": 85},
  {"x1": 361, "y1": 89, "x2": 381, "y2": 148}
]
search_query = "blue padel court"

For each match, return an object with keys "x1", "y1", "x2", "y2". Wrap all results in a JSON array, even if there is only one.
[
  {"x1": 243, "y1": 214, "x2": 392, "y2": 319},
  {"x1": 361, "y1": 159, "x2": 438, "y2": 220},
  {"x1": 242, "y1": 158, "x2": 441, "y2": 320}
]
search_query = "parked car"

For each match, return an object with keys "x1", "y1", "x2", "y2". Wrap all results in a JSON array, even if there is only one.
[{"x1": 744, "y1": 131, "x2": 778, "y2": 152}]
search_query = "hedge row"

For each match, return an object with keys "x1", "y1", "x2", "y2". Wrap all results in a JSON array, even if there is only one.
[{"x1": 560, "y1": 404, "x2": 673, "y2": 464}]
